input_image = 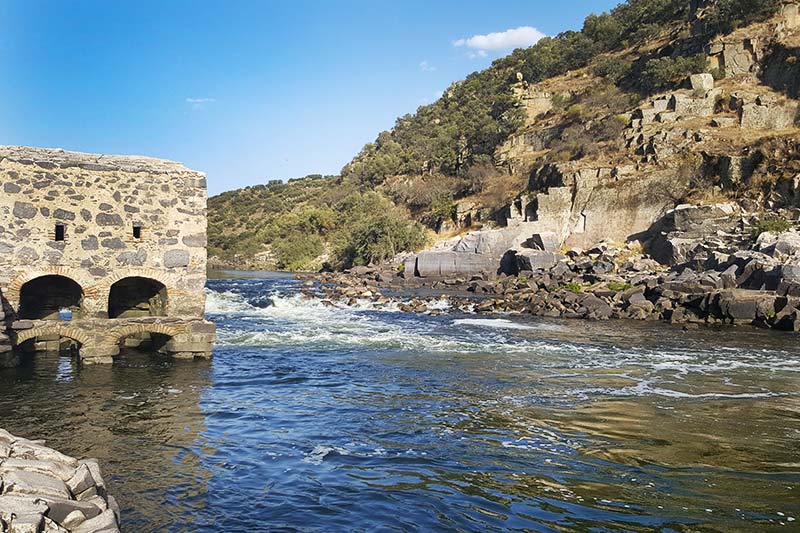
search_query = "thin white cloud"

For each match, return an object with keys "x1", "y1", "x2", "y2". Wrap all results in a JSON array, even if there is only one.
[
  {"x1": 419, "y1": 60, "x2": 436, "y2": 72},
  {"x1": 420, "y1": 89, "x2": 444, "y2": 105},
  {"x1": 467, "y1": 50, "x2": 488, "y2": 59},
  {"x1": 454, "y1": 26, "x2": 545, "y2": 55},
  {"x1": 185, "y1": 97, "x2": 216, "y2": 110}
]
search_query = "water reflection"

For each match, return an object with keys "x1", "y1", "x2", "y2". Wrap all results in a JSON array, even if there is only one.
[{"x1": 0, "y1": 350, "x2": 214, "y2": 530}]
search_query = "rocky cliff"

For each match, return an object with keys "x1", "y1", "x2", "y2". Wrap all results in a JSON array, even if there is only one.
[
  {"x1": 402, "y1": 0, "x2": 800, "y2": 279},
  {"x1": 208, "y1": 0, "x2": 800, "y2": 277}
]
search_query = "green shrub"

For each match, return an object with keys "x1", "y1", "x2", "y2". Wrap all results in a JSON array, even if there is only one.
[
  {"x1": 634, "y1": 54, "x2": 707, "y2": 94},
  {"x1": 565, "y1": 282, "x2": 584, "y2": 294},
  {"x1": 334, "y1": 212, "x2": 427, "y2": 268},
  {"x1": 751, "y1": 215, "x2": 793, "y2": 238},
  {"x1": 272, "y1": 233, "x2": 323, "y2": 271},
  {"x1": 607, "y1": 281, "x2": 633, "y2": 291},
  {"x1": 703, "y1": 0, "x2": 781, "y2": 35},
  {"x1": 427, "y1": 193, "x2": 456, "y2": 227},
  {"x1": 594, "y1": 57, "x2": 631, "y2": 82}
]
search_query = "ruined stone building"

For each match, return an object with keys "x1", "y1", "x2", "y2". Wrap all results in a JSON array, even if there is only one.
[{"x1": 0, "y1": 146, "x2": 215, "y2": 365}]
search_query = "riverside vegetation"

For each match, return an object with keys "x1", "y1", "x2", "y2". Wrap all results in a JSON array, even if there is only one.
[{"x1": 209, "y1": 0, "x2": 800, "y2": 331}]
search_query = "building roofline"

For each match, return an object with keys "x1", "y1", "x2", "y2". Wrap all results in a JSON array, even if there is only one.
[{"x1": 0, "y1": 145, "x2": 205, "y2": 176}]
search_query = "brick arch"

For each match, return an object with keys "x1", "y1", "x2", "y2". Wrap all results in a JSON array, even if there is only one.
[
  {"x1": 14, "y1": 324, "x2": 94, "y2": 347},
  {"x1": 107, "y1": 323, "x2": 185, "y2": 345},
  {"x1": 92, "y1": 268, "x2": 184, "y2": 302},
  {"x1": 6, "y1": 268, "x2": 96, "y2": 309}
]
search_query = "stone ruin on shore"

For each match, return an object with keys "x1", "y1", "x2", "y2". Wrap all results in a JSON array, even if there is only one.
[{"x1": 0, "y1": 146, "x2": 215, "y2": 366}]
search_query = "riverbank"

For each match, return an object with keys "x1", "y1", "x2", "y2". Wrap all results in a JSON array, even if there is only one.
[
  {"x1": 0, "y1": 429, "x2": 119, "y2": 532},
  {"x1": 299, "y1": 228, "x2": 800, "y2": 334}
]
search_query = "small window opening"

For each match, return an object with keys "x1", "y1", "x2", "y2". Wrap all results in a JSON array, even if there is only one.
[
  {"x1": 55, "y1": 224, "x2": 65, "y2": 241},
  {"x1": 133, "y1": 225, "x2": 142, "y2": 239}
]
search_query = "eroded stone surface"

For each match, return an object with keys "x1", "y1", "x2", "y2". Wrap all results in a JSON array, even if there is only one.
[{"x1": 0, "y1": 429, "x2": 120, "y2": 532}]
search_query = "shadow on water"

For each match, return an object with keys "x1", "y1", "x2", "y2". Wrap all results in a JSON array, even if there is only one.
[{"x1": 0, "y1": 349, "x2": 215, "y2": 531}]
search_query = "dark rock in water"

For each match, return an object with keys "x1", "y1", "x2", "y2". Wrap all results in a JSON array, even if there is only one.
[
  {"x1": 715, "y1": 290, "x2": 779, "y2": 323},
  {"x1": 252, "y1": 297, "x2": 276, "y2": 308}
]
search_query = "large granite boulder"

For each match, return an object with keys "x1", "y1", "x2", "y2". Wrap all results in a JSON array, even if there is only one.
[
  {"x1": 414, "y1": 251, "x2": 498, "y2": 278},
  {"x1": 773, "y1": 231, "x2": 800, "y2": 259},
  {"x1": 510, "y1": 250, "x2": 563, "y2": 273}
]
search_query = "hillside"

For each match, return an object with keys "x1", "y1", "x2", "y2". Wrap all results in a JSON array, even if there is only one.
[{"x1": 208, "y1": 0, "x2": 798, "y2": 271}]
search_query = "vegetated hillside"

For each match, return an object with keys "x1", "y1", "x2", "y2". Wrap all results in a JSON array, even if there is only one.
[{"x1": 208, "y1": 0, "x2": 789, "y2": 271}]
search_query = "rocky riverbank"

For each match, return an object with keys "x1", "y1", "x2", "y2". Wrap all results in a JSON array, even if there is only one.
[
  {"x1": 301, "y1": 205, "x2": 800, "y2": 333},
  {"x1": 0, "y1": 429, "x2": 119, "y2": 533}
]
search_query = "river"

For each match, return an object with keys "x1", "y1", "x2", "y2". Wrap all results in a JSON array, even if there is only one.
[{"x1": 0, "y1": 272, "x2": 798, "y2": 531}]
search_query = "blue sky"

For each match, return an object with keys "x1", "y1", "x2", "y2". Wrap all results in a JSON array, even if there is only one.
[{"x1": 0, "y1": 0, "x2": 619, "y2": 195}]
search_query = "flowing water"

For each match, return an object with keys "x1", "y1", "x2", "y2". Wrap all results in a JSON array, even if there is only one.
[{"x1": 0, "y1": 272, "x2": 798, "y2": 531}]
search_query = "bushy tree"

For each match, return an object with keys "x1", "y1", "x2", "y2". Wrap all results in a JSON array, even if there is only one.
[
  {"x1": 704, "y1": 0, "x2": 781, "y2": 34},
  {"x1": 272, "y1": 233, "x2": 323, "y2": 271},
  {"x1": 635, "y1": 54, "x2": 708, "y2": 93},
  {"x1": 334, "y1": 213, "x2": 426, "y2": 268}
]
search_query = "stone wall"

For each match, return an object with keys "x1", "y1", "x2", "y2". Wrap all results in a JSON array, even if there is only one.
[{"x1": 0, "y1": 146, "x2": 215, "y2": 363}]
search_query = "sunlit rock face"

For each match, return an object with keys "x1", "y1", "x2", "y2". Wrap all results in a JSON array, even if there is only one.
[{"x1": 0, "y1": 146, "x2": 215, "y2": 364}]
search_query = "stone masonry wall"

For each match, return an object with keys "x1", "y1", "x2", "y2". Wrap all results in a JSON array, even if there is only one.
[
  {"x1": 0, "y1": 146, "x2": 214, "y2": 363},
  {"x1": 0, "y1": 146, "x2": 208, "y2": 318}
]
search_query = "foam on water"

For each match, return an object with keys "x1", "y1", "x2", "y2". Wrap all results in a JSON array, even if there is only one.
[
  {"x1": 205, "y1": 283, "x2": 799, "y2": 400},
  {"x1": 453, "y1": 317, "x2": 568, "y2": 331}
]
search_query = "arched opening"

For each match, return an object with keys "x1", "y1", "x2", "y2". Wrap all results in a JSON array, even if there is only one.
[
  {"x1": 19, "y1": 275, "x2": 84, "y2": 320},
  {"x1": 18, "y1": 336, "x2": 81, "y2": 356},
  {"x1": 108, "y1": 277, "x2": 167, "y2": 318},
  {"x1": 117, "y1": 332, "x2": 172, "y2": 353}
]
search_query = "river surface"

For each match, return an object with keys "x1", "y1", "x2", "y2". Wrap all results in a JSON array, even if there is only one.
[{"x1": 1, "y1": 272, "x2": 798, "y2": 531}]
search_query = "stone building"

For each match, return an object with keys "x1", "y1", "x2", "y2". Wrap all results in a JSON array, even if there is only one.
[{"x1": 0, "y1": 146, "x2": 215, "y2": 365}]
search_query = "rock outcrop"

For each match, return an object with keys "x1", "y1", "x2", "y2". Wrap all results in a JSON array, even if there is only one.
[
  {"x1": 0, "y1": 429, "x2": 120, "y2": 532},
  {"x1": 310, "y1": 209, "x2": 800, "y2": 334}
]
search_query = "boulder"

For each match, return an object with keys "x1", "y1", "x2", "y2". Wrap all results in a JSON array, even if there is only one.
[
  {"x1": 414, "y1": 251, "x2": 497, "y2": 278},
  {"x1": 512, "y1": 250, "x2": 563, "y2": 273},
  {"x1": 778, "y1": 262, "x2": 800, "y2": 296},
  {"x1": 773, "y1": 231, "x2": 800, "y2": 259},
  {"x1": 740, "y1": 97, "x2": 798, "y2": 130},
  {"x1": 580, "y1": 294, "x2": 613, "y2": 319},
  {"x1": 1, "y1": 470, "x2": 71, "y2": 499},
  {"x1": 70, "y1": 509, "x2": 119, "y2": 533},
  {"x1": 520, "y1": 232, "x2": 559, "y2": 251},
  {"x1": 716, "y1": 290, "x2": 778, "y2": 322},
  {"x1": 671, "y1": 203, "x2": 738, "y2": 234},
  {"x1": 689, "y1": 73, "x2": 714, "y2": 93},
  {"x1": 755, "y1": 231, "x2": 778, "y2": 253}
]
